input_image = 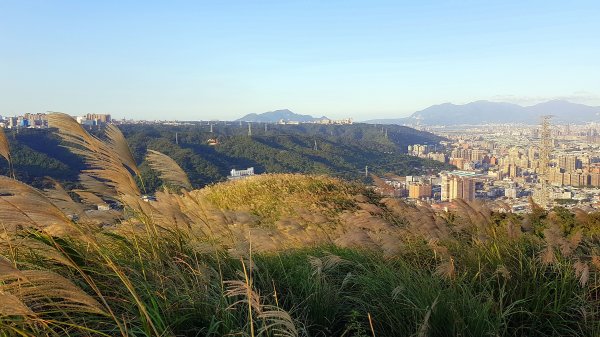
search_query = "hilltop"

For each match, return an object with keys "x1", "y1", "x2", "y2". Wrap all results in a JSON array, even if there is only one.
[{"x1": 366, "y1": 100, "x2": 600, "y2": 125}]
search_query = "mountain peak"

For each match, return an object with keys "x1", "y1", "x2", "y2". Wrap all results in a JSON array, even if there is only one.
[
  {"x1": 410, "y1": 100, "x2": 600, "y2": 125},
  {"x1": 237, "y1": 109, "x2": 327, "y2": 123},
  {"x1": 365, "y1": 99, "x2": 600, "y2": 125}
]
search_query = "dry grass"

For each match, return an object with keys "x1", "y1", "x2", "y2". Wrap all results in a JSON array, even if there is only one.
[
  {"x1": 49, "y1": 113, "x2": 141, "y2": 201},
  {"x1": 0, "y1": 176, "x2": 73, "y2": 234},
  {"x1": 145, "y1": 149, "x2": 192, "y2": 190},
  {"x1": 104, "y1": 124, "x2": 141, "y2": 177},
  {"x1": 196, "y1": 173, "x2": 359, "y2": 225},
  {"x1": 0, "y1": 127, "x2": 13, "y2": 178},
  {"x1": 0, "y1": 114, "x2": 598, "y2": 336}
]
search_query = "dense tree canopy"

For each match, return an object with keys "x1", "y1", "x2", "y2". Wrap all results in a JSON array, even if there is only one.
[{"x1": 0, "y1": 123, "x2": 450, "y2": 191}]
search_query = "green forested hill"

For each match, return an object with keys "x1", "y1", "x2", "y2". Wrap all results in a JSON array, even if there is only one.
[{"x1": 0, "y1": 123, "x2": 449, "y2": 190}]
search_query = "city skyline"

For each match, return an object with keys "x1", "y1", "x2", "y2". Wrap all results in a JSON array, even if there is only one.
[{"x1": 2, "y1": 1, "x2": 599, "y2": 120}]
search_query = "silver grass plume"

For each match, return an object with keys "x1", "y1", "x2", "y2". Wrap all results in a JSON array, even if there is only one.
[
  {"x1": 145, "y1": 149, "x2": 192, "y2": 190},
  {"x1": 48, "y1": 113, "x2": 141, "y2": 199},
  {"x1": 0, "y1": 127, "x2": 14, "y2": 178},
  {"x1": 0, "y1": 176, "x2": 72, "y2": 233},
  {"x1": 43, "y1": 177, "x2": 85, "y2": 218},
  {"x1": 104, "y1": 124, "x2": 141, "y2": 176},
  {"x1": 79, "y1": 173, "x2": 118, "y2": 198}
]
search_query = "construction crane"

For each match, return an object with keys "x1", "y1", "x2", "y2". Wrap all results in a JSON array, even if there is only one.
[{"x1": 537, "y1": 115, "x2": 553, "y2": 208}]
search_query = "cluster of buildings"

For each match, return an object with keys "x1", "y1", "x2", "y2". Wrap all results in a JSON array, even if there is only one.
[
  {"x1": 0, "y1": 113, "x2": 49, "y2": 128},
  {"x1": 75, "y1": 113, "x2": 112, "y2": 126},
  {"x1": 0, "y1": 113, "x2": 111, "y2": 129},
  {"x1": 277, "y1": 118, "x2": 353, "y2": 125},
  {"x1": 398, "y1": 123, "x2": 600, "y2": 212},
  {"x1": 407, "y1": 144, "x2": 447, "y2": 163},
  {"x1": 375, "y1": 170, "x2": 479, "y2": 204}
]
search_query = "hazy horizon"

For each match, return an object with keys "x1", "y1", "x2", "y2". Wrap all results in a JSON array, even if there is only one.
[{"x1": 1, "y1": 1, "x2": 599, "y2": 120}]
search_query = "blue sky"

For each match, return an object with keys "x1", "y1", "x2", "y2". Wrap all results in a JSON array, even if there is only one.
[{"x1": 1, "y1": 0, "x2": 599, "y2": 120}]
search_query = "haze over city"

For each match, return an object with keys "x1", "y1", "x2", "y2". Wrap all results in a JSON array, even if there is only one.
[{"x1": 2, "y1": 0, "x2": 599, "y2": 120}]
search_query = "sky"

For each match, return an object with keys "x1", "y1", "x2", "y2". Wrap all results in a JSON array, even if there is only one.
[{"x1": 1, "y1": 0, "x2": 599, "y2": 121}]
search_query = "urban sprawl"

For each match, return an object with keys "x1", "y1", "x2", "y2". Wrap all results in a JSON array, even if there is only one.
[{"x1": 394, "y1": 122, "x2": 600, "y2": 213}]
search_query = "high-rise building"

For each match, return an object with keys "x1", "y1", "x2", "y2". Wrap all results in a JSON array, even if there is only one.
[
  {"x1": 591, "y1": 173, "x2": 600, "y2": 187},
  {"x1": 508, "y1": 164, "x2": 518, "y2": 178},
  {"x1": 549, "y1": 168, "x2": 565, "y2": 186},
  {"x1": 528, "y1": 147, "x2": 537, "y2": 161},
  {"x1": 450, "y1": 158, "x2": 465, "y2": 170},
  {"x1": 408, "y1": 183, "x2": 432, "y2": 199},
  {"x1": 441, "y1": 173, "x2": 476, "y2": 202},
  {"x1": 505, "y1": 185, "x2": 518, "y2": 199},
  {"x1": 84, "y1": 113, "x2": 111, "y2": 124},
  {"x1": 470, "y1": 149, "x2": 487, "y2": 162},
  {"x1": 558, "y1": 155, "x2": 578, "y2": 172}
]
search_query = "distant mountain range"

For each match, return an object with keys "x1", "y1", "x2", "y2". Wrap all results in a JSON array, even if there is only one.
[
  {"x1": 237, "y1": 109, "x2": 328, "y2": 123},
  {"x1": 365, "y1": 100, "x2": 600, "y2": 125}
]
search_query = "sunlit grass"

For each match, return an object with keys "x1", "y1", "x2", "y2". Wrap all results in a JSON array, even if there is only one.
[{"x1": 1, "y1": 116, "x2": 599, "y2": 336}]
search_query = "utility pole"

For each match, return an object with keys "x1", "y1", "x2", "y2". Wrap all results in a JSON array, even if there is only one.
[
  {"x1": 248, "y1": 123, "x2": 252, "y2": 136},
  {"x1": 210, "y1": 123, "x2": 213, "y2": 133},
  {"x1": 384, "y1": 129, "x2": 388, "y2": 139}
]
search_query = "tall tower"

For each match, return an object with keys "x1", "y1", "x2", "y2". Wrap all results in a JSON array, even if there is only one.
[{"x1": 538, "y1": 115, "x2": 553, "y2": 208}]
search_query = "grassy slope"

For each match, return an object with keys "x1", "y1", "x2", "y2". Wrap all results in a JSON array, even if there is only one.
[{"x1": 1, "y1": 174, "x2": 600, "y2": 336}]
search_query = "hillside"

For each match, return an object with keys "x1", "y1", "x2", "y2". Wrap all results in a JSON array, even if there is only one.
[
  {"x1": 0, "y1": 123, "x2": 447, "y2": 190},
  {"x1": 1, "y1": 115, "x2": 600, "y2": 336},
  {"x1": 366, "y1": 100, "x2": 600, "y2": 125},
  {"x1": 2, "y1": 167, "x2": 600, "y2": 336}
]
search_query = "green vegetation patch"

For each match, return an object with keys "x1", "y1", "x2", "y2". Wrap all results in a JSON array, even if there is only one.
[{"x1": 197, "y1": 174, "x2": 362, "y2": 225}]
